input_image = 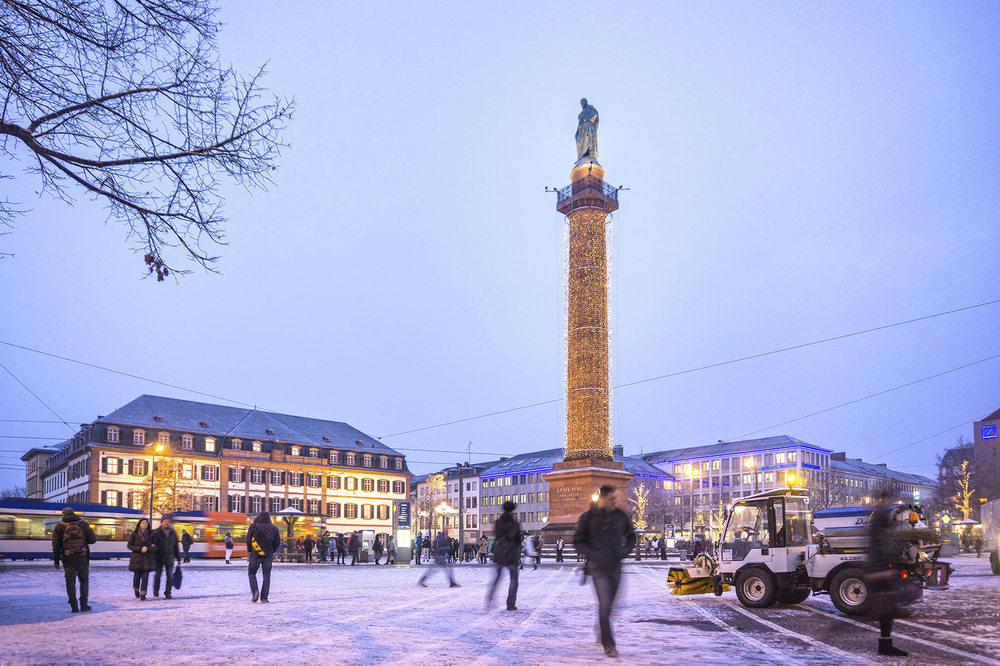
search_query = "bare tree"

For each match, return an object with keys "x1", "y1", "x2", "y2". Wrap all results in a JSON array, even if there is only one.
[
  {"x1": 137, "y1": 455, "x2": 199, "y2": 514},
  {"x1": 0, "y1": 485, "x2": 26, "y2": 499},
  {"x1": 0, "y1": 0, "x2": 294, "y2": 278}
]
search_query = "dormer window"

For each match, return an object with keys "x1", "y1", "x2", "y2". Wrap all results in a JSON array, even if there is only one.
[
  {"x1": 379, "y1": 456, "x2": 388, "y2": 469},
  {"x1": 363, "y1": 454, "x2": 372, "y2": 468},
  {"x1": 181, "y1": 435, "x2": 193, "y2": 450},
  {"x1": 252, "y1": 441, "x2": 262, "y2": 452},
  {"x1": 232, "y1": 439, "x2": 242, "y2": 451},
  {"x1": 106, "y1": 427, "x2": 119, "y2": 443},
  {"x1": 394, "y1": 458, "x2": 403, "y2": 471},
  {"x1": 290, "y1": 446, "x2": 300, "y2": 457},
  {"x1": 158, "y1": 432, "x2": 169, "y2": 445},
  {"x1": 153, "y1": 415, "x2": 164, "y2": 422},
  {"x1": 133, "y1": 430, "x2": 145, "y2": 446},
  {"x1": 346, "y1": 452, "x2": 355, "y2": 465},
  {"x1": 200, "y1": 420, "x2": 209, "y2": 427},
  {"x1": 204, "y1": 438, "x2": 216, "y2": 453},
  {"x1": 266, "y1": 428, "x2": 275, "y2": 436},
  {"x1": 309, "y1": 448, "x2": 318, "y2": 458},
  {"x1": 330, "y1": 451, "x2": 339, "y2": 464},
  {"x1": 322, "y1": 436, "x2": 331, "y2": 442}
]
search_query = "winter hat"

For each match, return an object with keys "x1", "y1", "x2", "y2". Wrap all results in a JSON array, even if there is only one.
[{"x1": 61, "y1": 507, "x2": 77, "y2": 519}]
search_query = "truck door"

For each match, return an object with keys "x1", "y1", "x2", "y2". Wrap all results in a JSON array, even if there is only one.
[{"x1": 720, "y1": 500, "x2": 772, "y2": 566}]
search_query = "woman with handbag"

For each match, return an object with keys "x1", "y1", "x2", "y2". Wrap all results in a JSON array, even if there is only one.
[{"x1": 127, "y1": 519, "x2": 157, "y2": 601}]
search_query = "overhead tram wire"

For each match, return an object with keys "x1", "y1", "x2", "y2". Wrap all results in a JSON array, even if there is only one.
[
  {"x1": 0, "y1": 360, "x2": 75, "y2": 434},
  {"x1": 867, "y1": 411, "x2": 995, "y2": 462},
  {"x1": 380, "y1": 298, "x2": 1000, "y2": 438},
  {"x1": 721, "y1": 353, "x2": 1000, "y2": 443}
]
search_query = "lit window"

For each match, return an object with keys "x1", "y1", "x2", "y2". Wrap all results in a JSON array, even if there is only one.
[
  {"x1": 106, "y1": 457, "x2": 120, "y2": 474},
  {"x1": 232, "y1": 439, "x2": 242, "y2": 451},
  {"x1": 104, "y1": 490, "x2": 119, "y2": 506},
  {"x1": 346, "y1": 477, "x2": 357, "y2": 491},
  {"x1": 158, "y1": 432, "x2": 169, "y2": 445},
  {"x1": 182, "y1": 435, "x2": 193, "y2": 450},
  {"x1": 344, "y1": 504, "x2": 357, "y2": 519},
  {"x1": 362, "y1": 504, "x2": 373, "y2": 520},
  {"x1": 107, "y1": 427, "x2": 119, "y2": 443},
  {"x1": 181, "y1": 463, "x2": 193, "y2": 479},
  {"x1": 776, "y1": 452, "x2": 786, "y2": 465},
  {"x1": 133, "y1": 431, "x2": 145, "y2": 446},
  {"x1": 363, "y1": 455, "x2": 372, "y2": 468},
  {"x1": 252, "y1": 441, "x2": 262, "y2": 452},
  {"x1": 712, "y1": 459, "x2": 720, "y2": 471},
  {"x1": 204, "y1": 438, "x2": 216, "y2": 452},
  {"x1": 291, "y1": 446, "x2": 300, "y2": 457}
]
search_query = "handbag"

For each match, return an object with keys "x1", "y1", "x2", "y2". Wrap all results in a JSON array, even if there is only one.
[{"x1": 173, "y1": 564, "x2": 183, "y2": 589}]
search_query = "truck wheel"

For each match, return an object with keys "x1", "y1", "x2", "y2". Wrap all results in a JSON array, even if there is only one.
[
  {"x1": 777, "y1": 588, "x2": 810, "y2": 605},
  {"x1": 735, "y1": 568, "x2": 778, "y2": 608},
  {"x1": 830, "y1": 568, "x2": 868, "y2": 615}
]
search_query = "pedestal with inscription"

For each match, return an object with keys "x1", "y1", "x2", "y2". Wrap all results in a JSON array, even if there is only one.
[{"x1": 542, "y1": 458, "x2": 633, "y2": 542}]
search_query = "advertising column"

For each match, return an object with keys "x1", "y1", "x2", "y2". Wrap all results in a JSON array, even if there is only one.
[{"x1": 393, "y1": 500, "x2": 412, "y2": 564}]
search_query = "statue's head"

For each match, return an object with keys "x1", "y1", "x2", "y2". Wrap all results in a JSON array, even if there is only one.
[{"x1": 580, "y1": 98, "x2": 588, "y2": 108}]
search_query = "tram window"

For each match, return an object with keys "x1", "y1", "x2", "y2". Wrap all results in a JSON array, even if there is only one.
[
  {"x1": 0, "y1": 515, "x2": 15, "y2": 538},
  {"x1": 91, "y1": 517, "x2": 126, "y2": 541}
]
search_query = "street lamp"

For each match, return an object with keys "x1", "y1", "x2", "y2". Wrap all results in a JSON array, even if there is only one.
[
  {"x1": 786, "y1": 472, "x2": 797, "y2": 491},
  {"x1": 149, "y1": 444, "x2": 165, "y2": 525},
  {"x1": 455, "y1": 462, "x2": 469, "y2": 545},
  {"x1": 688, "y1": 464, "x2": 697, "y2": 541}
]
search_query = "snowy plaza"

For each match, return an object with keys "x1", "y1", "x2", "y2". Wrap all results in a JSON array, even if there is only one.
[{"x1": 0, "y1": 554, "x2": 996, "y2": 666}]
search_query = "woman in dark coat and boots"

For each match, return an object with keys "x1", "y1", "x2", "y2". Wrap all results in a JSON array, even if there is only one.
[
  {"x1": 128, "y1": 519, "x2": 157, "y2": 600},
  {"x1": 868, "y1": 488, "x2": 908, "y2": 657}
]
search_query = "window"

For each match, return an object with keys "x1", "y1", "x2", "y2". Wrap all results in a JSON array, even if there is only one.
[
  {"x1": 721, "y1": 458, "x2": 730, "y2": 470},
  {"x1": 309, "y1": 448, "x2": 318, "y2": 458},
  {"x1": 251, "y1": 469, "x2": 262, "y2": 484},
  {"x1": 743, "y1": 473, "x2": 751, "y2": 484},
  {"x1": 363, "y1": 455, "x2": 372, "y2": 468},
  {"x1": 527, "y1": 492, "x2": 535, "y2": 503},
  {"x1": 328, "y1": 475, "x2": 341, "y2": 490},
  {"x1": 203, "y1": 465, "x2": 216, "y2": 481},
  {"x1": 328, "y1": 502, "x2": 341, "y2": 518},
  {"x1": 788, "y1": 451, "x2": 797, "y2": 463},
  {"x1": 765, "y1": 454, "x2": 774, "y2": 466},
  {"x1": 290, "y1": 446, "x2": 300, "y2": 457},
  {"x1": 107, "y1": 427, "x2": 119, "y2": 443},
  {"x1": 252, "y1": 441, "x2": 262, "y2": 452},
  {"x1": 133, "y1": 430, "x2": 145, "y2": 446},
  {"x1": 519, "y1": 493, "x2": 526, "y2": 503},
  {"x1": 104, "y1": 490, "x2": 120, "y2": 506},
  {"x1": 182, "y1": 435, "x2": 193, "y2": 450},
  {"x1": 673, "y1": 464, "x2": 682, "y2": 475},
  {"x1": 344, "y1": 504, "x2": 357, "y2": 519},
  {"x1": 377, "y1": 479, "x2": 389, "y2": 493},
  {"x1": 392, "y1": 480, "x2": 404, "y2": 494},
  {"x1": 270, "y1": 497, "x2": 283, "y2": 512},
  {"x1": 330, "y1": 451, "x2": 340, "y2": 464},
  {"x1": 377, "y1": 505, "x2": 389, "y2": 520},
  {"x1": 362, "y1": 504, "x2": 373, "y2": 520},
  {"x1": 105, "y1": 457, "x2": 120, "y2": 474},
  {"x1": 378, "y1": 456, "x2": 387, "y2": 469},
  {"x1": 346, "y1": 453, "x2": 356, "y2": 465},
  {"x1": 712, "y1": 459, "x2": 720, "y2": 471},
  {"x1": 362, "y1": 478, "x2": 373, "y2": 492},
  {"x1": 271, "y1": 471, "x2": 283, "y2": 485},
  {"x1": 204, "y1": 438, "x2": 216, "y2": 452},
  {"x1": 290, "y1": 473, "x2": 302, "y2": 487},
  {"x1": 232, "y1": 439, "x2": 242, "y2": 451},
  {"x1": 291, "y1": 498, "x2": 302, "y2": 511},
  {"x1": 346, "y1": 477, "x2": 357, "y2": 491},
  {"x1": 229, "y1": 467, "x2": 243, "y2": 483},
  {"x1": 251, "y1": 496, "x2": 263, "y2": 513},
  {"x1": 309, "y1": 499, "x2": 319, "y2": 513},
  {"x1": 504, "y1": 476, "x2": 511, "y2": 486},
  {"x1": 764, "y1": 472, "x2": 774, "y2": 483},
  {"x1": 528, "y1": 512, "x2": 535, "y2": 522},
  {"x1": 775, "y1": 452, "x2": 786, "y2": 465},
  {"x1": 203, "y1": 496, "x2": 216, "y2": 511},
  {"x1": 394, "y1": 458, "x2": 403, "y2": 470},
  {"x1": 308, "y1": 474, "x2": 320, "y2": 488}
]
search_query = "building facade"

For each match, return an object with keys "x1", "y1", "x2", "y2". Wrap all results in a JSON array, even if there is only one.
[
  {"x1": 34, "y1": 395, "x2": 411, "y2": 535},
  {"x1": 974, "y1": 406, "x2": 1000, "y2": 502},
  {"x1": 828, "y1": 453, "x2": 935, "y2": 508}
]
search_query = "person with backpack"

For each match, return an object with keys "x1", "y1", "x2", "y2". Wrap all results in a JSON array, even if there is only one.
[
  {"x1": 335, "y1": 533, "x2": 347, "y2": 565},
  {"x1": 181, "y1": 529, "x2": 193, "y2": 562},
  {"x1": 52, "y1": 507, "x2": 97, "y2": 612},
  {"x1": 417, "y1": 531, "x2": 460, "y2": 588},
  {"x1": 318, "y1": 531, "x2": 330, "y2": 563},
  {"x1": 246, "y1": 511, "x2": 281, "y2": 603},
  {"x1": 128, "y1": 518, "x2": 158, "y2": 601},
  {"x1": 487, "y1": 500, "x2": 521, "y2": 610},
  {"x1": 303, "y1": 534, "x2": 314, "y2": 563},
  {"x1": 152, "y1": 516, "x2": 180, "y2": 598},
  {"x1": 224, "y1": 532, "x2": 235, "y2": 564}
]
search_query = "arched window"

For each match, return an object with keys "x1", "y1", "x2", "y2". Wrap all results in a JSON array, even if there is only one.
[{"x1": 363, "y1": 454, "x2": 372, "y2": 468}]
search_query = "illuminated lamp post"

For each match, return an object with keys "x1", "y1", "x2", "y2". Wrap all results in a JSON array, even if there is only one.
[
  {"x1": 786, "y1": 472, "x2": 797, "y2": 491},
  {"x1": 149, "y1": 444, "x2": 165, "y2": 525},
  {"x1": 688, "y1": 464, "x2": 696, "y2": 542}
]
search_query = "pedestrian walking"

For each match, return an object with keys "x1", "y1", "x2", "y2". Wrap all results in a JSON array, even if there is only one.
[
  {"x1": 418, "y1": 531, "x2": 460, "y2": 588},
  {"x1": 414, "y1": 532, "x2": 423, "y2": 565},
  {"x1": 336, "y1": 533, "x2": 347, "y2": 565},
  {"x1": 127, "y1": 518, "x2": 157, "y2": 601},
  {"x1": 319, "y1": 531, "x2": 330, "y2": 562},
  {"x1": 573, "y1": 485, "x2": 636, "y2": 658},
  {"x1": 246, "y1": 511, "x2": 281, "y2": 603},
  {"x1": 348, "y1": 532, "x2": 361, "y2": 565},
  {"x1": 866, "y1": 487, "x2": 909, "y2": 657},
  {"x1": 152, "y1": 516, "x2": 180, "y2": 598},
  {"x1": 555, "y1": 536, "x2": 565, "y2": 563},
  {"x1": 181, "y1": 529, "x2": 193, "y2": 563},
  {"x1": 658, "y1": 536, "x2": 666, "y2": 560},
  {"x1": 53, "y1": 507, "x2": 97, "y2": 612},
  {"x1": 373, "y1": 535, "x2": 384, "y2": 564},
  {"x1": 487, "y1": 500, "x2": 521, "y2": 610},
  {"x1": 478, "y1": 535, "x2": 489, "y2": 564},
  {"x1": 533, "y1": 534, "x2": 542, "y2": 568},
  {"x1": 303, "y1": 535, "x2": 314, "y2": 563},
  {"x1": 224, "y1": 532, "x2": 235, "y2": 563},
  {"x1": 975, "y1": 537, "x2": 983, "y2": 558},
  {"x1": 387, "y1": 535, "x2": 396, "y2": 564}
]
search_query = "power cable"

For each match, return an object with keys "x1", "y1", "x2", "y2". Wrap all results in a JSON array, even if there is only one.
[
  {"x1": 0, "y1": 360, "x2": 75, "y2": 433},
  {"x1": 723, "y1": 353, "x2": 1000, "y2": 442},
  {"x1": 867, "y1": 413, "x2": 991, "y2": 462}
]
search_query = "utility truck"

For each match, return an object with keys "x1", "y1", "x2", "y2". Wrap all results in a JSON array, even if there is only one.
[{"x1": 669, "y1": 488, "x2": 951, "y2": 615}]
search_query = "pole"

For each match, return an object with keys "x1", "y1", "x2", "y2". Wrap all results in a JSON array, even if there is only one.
[
  {"x1": 457, "y1": 464, "x2": 464, "y2": 546},
  {"x1": 149, "y1": 448, "x2": 156, "y2": 526},
  {"x1": 689, "y1": 467, "x2": 694, "y2": 543}
]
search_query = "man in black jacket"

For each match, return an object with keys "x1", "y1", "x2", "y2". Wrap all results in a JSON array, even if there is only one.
[
  {"x1": 573, "y1": 486, "x2": 636, "y2": 658},
  {"x1": 246, "y1": 511, "x2": 281, "y2": 603},
  {"x1": 152, "y1": 516, "x2": 181, "y2": 599},
  {"x1": 52, "y1": 507, "x2": 97, "y2": 613},
  {"x1": 487, "y1": 500, "x2": 521, "y2": 610}
]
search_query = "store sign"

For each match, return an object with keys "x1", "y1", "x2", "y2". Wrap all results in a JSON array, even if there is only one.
[
  {"x1": 984, "y1": 425, "x2": 997, "y2": 440},
  {"x1": 395, "y1": 501, "x2": 411, "y2": 529}
]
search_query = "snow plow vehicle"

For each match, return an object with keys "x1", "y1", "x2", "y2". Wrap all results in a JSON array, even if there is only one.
[{"x1": 668, "y1": 488, "x2": 951, "y2": 615}]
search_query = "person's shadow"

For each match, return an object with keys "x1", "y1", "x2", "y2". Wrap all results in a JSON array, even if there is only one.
[{"x1": 0, "y1": 594, "x2": 126, "y2": 626}]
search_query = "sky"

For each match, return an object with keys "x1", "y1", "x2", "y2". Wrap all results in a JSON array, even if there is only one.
[{"x1": 2, "y1": 2, "x2": 999, "y2": 492}]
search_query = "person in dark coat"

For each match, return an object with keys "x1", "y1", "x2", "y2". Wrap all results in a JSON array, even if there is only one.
[
  {"x1": 487, "y1": 500, "x2": 522, "y2": 610},
  {"x1": 246, "y1": 511, "x2": 281, "y2": 603},
  {"x1": 414, "y1": 532, "x2": 423, "y2": 565},
  {"x1": 152, "y1": 516, "x2": 181, "y2": 598},
  {"x1": 417, "y1": 531, "x2": 460, "y2": 588},
  {"x1": 52, "y1": 507, "x2": 97, "y2": 612},
  {"x1": 181, "y1": 529, "x2": 193, "y2": 562},
  {"x1": 303, "y1": 535, "x2": 314, "y2": 563},
  {"x1": 348, "y1": 532, "x2": 361, "y2": 565},
  {"x1": 335, "y1": 534, "x2": 347, "y2": 565},
  {"x1": 574, "y1": 486, "x2": 636, "y2": 659},
  {"x1": 128, "y1": 518, "x2": 158, "y2": 601},
  {"x1": 373, "y1": 535, "x2": 384, "y2": 565},
  {"x1": 867, "y1": 488, "x2": 908, "y2": 657}
]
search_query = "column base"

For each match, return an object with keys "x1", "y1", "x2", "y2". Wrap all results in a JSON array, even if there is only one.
[{"x1": 542, "y1": 459, "x2": 634, "y2": 529}]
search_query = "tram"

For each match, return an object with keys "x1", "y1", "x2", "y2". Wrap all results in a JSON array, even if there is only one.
[
  {"x1": 0, "y1": 499, "x2": 144, "y2": 560},
  {"x1": 169, "y1": 511, "x2": 249, "y2": 559}
]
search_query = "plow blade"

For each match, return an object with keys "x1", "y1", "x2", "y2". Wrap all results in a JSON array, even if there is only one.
[{"x1": 667, "y1": 568, "x2": 732, "y2": 596}]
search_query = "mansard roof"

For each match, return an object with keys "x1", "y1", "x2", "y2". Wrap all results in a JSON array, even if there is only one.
[{"x1": 642, "y1": 435, "x2": 828, "y2": 465}]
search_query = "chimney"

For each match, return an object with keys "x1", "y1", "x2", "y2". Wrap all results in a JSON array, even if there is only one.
[
  {"x1": 831, "y1": 452, "x2": 847, "y2": 462},
  {"x1": 613, "y1": 444, "x2": 624, "y2": 457}
]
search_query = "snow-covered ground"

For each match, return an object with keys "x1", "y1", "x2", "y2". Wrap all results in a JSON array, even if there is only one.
[{"x1": 0, "y1": 554, "x2": 996, "y2": 666}]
